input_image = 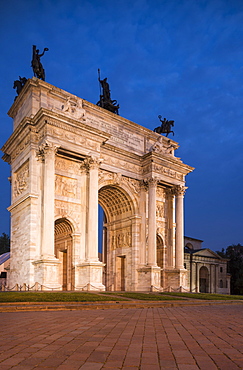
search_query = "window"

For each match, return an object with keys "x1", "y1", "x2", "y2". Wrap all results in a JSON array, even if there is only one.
[
  {"x1": 220, "y1": 267, "x2": 223, "y2": 273},
  {"x1": 220, "y1": 280, "x2": 223, "y2": 288}
]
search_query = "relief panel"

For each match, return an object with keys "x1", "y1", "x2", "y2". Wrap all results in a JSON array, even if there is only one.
[
  {"x1": 55, "y1": 174, "x2": 77, "y2": 198},
  {"x1": 13, "y1": 160, "x2": 29, "y2": 199}
]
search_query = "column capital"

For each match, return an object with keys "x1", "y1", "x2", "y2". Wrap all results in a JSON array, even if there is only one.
[
  {"x1": 145, "y1": 177, "x2": 158, "y2": 188},
  {"x1": 173, "y1": 185, "x2": 187, "y2": 197},
  {"x1": 84, "y1": 156, "x2": 102, "y2": 170},
  {"x1": 80, "y1": 161, "x2": 88, "y2": 174},
  {"x1": 140, "y1": 180, "x2": 148, "y2": 192},
  {"x1": 36, "y1": 141, "x2": 59, "y2": 161}
]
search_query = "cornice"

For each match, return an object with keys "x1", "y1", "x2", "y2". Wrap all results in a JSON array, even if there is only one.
[{"x1": 33, "y1": 107, "x2": 111, "y2": 143}]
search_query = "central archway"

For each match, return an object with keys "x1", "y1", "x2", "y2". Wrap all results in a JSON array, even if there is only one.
[{"x1": 98, "y1": 184, "x2": 136, "y2": 291}]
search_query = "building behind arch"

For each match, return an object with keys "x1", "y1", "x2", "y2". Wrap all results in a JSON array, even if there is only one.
[{"x1": 184, "y1": 236, "x2": 231, "y2": 294}]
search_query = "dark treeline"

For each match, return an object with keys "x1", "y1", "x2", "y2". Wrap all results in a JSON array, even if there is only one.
[
  {"x1": 0, "y1": 233, "x2": 10, "y2": 255},
  {"x1": 217, "y1": 244, "x2": 243, "y2": 295}
]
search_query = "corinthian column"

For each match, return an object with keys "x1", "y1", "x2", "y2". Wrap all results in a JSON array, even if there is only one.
[
  {"x1": 38, "y1": 142, "x2": 59, "y2": 259},
  {"x1": 85, "y1": 156, "x2": 101, "y2": 262},
  {"x1": 174, "y1": 185, "x2": 186, "y2": 269},
  {"x1": 147, "y1": 178, "x2": 158, "y2": 266}
]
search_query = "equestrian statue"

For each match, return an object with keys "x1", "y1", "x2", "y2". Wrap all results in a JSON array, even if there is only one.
[
  {"x1": 154, "y1": 115, "x2": 174, "y2": 137},
  {"x1": 13, "y1": 76, "x2": 27, "y2": 99},
  {"x1": 31, "y1": 45, "x2": 49, "y2": 81}
]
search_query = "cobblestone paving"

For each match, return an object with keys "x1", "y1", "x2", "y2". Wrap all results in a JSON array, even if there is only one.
[{"x1": 0, "y1": 304, "x2": 243, "y2": 369}]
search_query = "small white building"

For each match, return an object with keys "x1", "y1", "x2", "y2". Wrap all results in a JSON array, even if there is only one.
[
  {"x1": 184, "y1": 237, "x2": 231, "y2": 294},
  {"x1": 0, "y1": 252, "x2": 10, "y2": 289}
]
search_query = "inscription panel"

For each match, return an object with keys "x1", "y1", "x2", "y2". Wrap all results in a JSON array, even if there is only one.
[{"x1": 87, "y1": 116, "x2": 144, "y2": 153}]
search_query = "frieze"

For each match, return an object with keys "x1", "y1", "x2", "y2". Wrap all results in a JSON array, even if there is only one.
[
  {"x1": 47, "y1": 126, "x2": 100, "y2": 152},
  {"x1": 10, "y1": 133, "x2": 31, "y2": 161},
  {"x1": 153, "y1": 165, "x2": 184, "y2": 181},
  {"x1": 13, "y1": 161, "x2": 29, "y2": 198},
  {"x1": 55, "y1": 175, "x2": 77, "y2": 198},
  {"x1": 101, "y1": 154, "x2": 139, "y2": 174}
]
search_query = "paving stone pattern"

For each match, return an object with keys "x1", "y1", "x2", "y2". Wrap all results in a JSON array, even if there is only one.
[{"x1": 0, "y1": 304, "x2": 243, "y2": 369}]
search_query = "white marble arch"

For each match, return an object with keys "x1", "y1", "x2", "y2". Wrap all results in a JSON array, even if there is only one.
[{"x1": 2, "y1": 78, "x2": 194, "y2": 291}]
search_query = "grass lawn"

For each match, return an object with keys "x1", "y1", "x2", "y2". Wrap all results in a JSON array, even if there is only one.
[
  {"x1": 101, "y1": 292, "x2": 184, "y2": 300},
  {"x1": 0, "y1": 292, "x2": 126, "y2": 303},
  {"x1": 0, "y1": 291, "x2": 242, "y2": 303},
  {"x1": 159, "y1": 292, "x2": 243, "y2": 300}
]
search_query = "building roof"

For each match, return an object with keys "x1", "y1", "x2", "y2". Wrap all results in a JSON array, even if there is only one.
[
  {"x1": 184, "y1": 247, "x2": 229, "y2": 260},
  {"x1": 0, "y1": 252, "x2": 10, "y2": 265}
]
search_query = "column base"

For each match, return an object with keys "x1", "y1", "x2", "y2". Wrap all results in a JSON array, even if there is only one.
[
  {"x1": 32, "y1": 258, "x2": 62, "y2": 290},
  {"x1": 76, "y1": 261, "x2": 106, "y2": 291},
  {"x1": 163, "y1": 268, "x2": 188, "y2": 291},
  {"x1": 137, "y1": 265, "x2": 161, "y2": 291}
]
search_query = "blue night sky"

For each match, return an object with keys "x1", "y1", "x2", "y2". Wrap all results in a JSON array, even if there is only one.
[{"x1": 0, "y1": 0, "x2": 242, "y2": 251}]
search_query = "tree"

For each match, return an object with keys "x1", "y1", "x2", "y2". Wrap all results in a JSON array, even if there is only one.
[
  {"x1": 217, "y1": 244, "x2": 243, "y2": 295},
  {"x1": 0, "y1": 233, "x2": 10, "y2": 255}
]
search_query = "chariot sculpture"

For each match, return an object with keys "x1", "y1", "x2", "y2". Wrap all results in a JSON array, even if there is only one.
[{"x1": 97, "y1": 69, "x2": 119, "y2": 114}]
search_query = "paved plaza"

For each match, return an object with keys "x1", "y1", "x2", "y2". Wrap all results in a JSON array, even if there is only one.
[{"x1": 0, "y1": 304, "x2": 243, "y2": 369}]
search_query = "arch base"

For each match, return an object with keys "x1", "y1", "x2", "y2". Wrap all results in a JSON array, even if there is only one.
[
  {"x1": 137, "y1": 266, "x2": 161, "y2": 291},
  {"x1": 76, "y1": 262, "x2": 106, "y2": 291},
  {"x1": 32, "y1": 258, "x2": 62, "y2": 290}
]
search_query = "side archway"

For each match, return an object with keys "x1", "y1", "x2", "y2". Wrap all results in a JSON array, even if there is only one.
[{"x1": 54, "y1": 218, "x2": 74, "y2": 290}]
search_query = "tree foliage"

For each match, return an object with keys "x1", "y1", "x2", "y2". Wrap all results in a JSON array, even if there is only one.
[
  {"x1": 0, "y1": 233, "x2": 10, "y2": 255},
  {"x1": 217, "y1": 244, "x2": 243, "y2": 295}
]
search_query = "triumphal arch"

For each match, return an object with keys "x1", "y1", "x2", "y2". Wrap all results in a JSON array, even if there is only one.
[{"x1": 2, "y1": 78, "x2": 193, "y2": 291}]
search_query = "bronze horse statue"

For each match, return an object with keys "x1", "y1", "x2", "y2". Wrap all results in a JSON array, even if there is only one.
[
  {"x1": 31, "y1": 45, "x2": 49, "y2": 81},
  {"x1": 154, "y1": 115, "x2": 174, "y2": 137},
  {"x1": 13, "y1": 77, "x2": 27, "y2": 97}
]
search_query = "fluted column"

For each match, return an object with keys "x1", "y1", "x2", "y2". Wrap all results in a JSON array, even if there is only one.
[
  {"x1": 147, "y1": 178, "x2": 158, "y2": 266},
  {"x1": 85, "y1": 156, "x2": 101, "y2": 262},
  {"x1": 165, "y1": 188, "x2": 174, "y2": 268},
  {"x1": 79, "y1": 162, "x2": 88, "y2": 262},
  {"x1": 174, "y1": 185, "x2": 186, "y2": 269},
  {"x1": 38, "y1": 142, "x2": 59, "y2": 258}
]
